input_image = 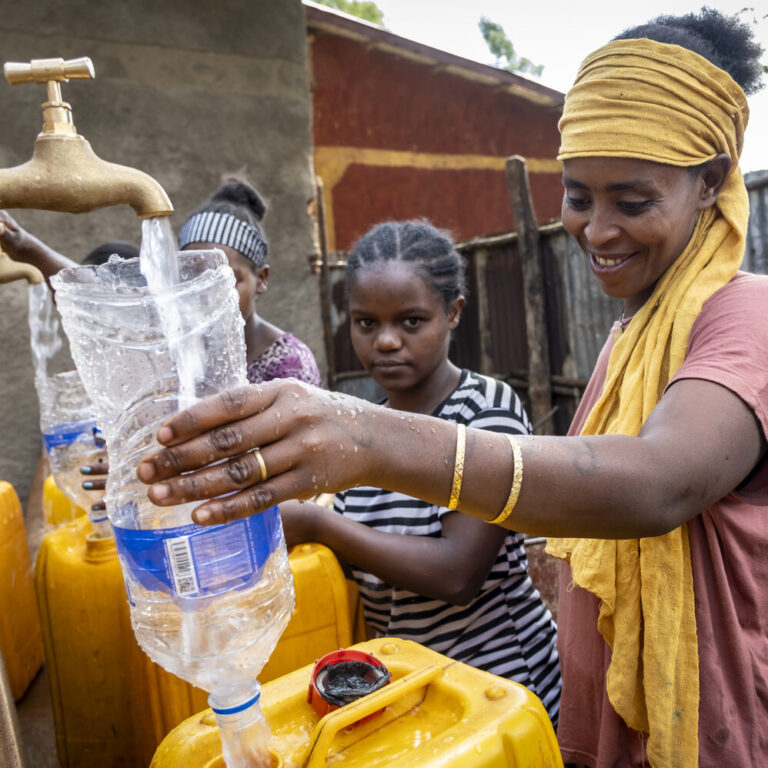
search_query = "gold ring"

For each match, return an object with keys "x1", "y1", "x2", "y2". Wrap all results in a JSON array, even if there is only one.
[{"x1": 250, "y1": 447, "x2": 268, "y2": 483}]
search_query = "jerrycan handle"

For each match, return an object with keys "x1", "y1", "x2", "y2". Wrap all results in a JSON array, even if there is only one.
[
  {"x1": 4, "y1": 57, "x2": 95, "y2": 137},
  {"x1": 304, "y1": 664, "x2": 444, "y2": 767}
]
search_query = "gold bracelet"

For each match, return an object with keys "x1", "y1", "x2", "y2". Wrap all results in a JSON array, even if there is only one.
[
  {"x1": 487, "y1": 434, "x2": 523, "y2": 525},
  {"x1": 448, "y1": 423, "x2": 466, "y2": 510}
]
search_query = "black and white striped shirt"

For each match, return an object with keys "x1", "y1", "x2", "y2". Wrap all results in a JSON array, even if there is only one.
[{"x1": 334, "y1": 370, "x2": 561, "y2": 722}]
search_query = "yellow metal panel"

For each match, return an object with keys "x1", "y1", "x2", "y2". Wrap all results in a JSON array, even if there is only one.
[{"x1": 313, "y1": 146, "x2": 563, "y2": 252}]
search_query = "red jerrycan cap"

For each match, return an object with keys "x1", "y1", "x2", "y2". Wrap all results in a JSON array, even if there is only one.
[{"x1": 307, "y1": 649, "x2": 391, "y2": 725}]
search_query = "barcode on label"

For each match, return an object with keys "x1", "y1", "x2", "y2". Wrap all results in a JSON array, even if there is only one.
[{"x1": 166, "y1": 536, "x2": 199, "y2": 596}]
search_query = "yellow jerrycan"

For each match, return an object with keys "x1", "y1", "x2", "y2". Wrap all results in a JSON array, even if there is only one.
[
  {"x1": 42, "y1": 474, "x2": 85, "y2": 527},
  {"x1": 0, "y1": 480, "x2": 44, "y2": 700},
  {"x1": 151, "y1": 637, "x2": 564, "y2": 768},
  {"x1": 37, "y1": 514, "x2": 206, "y2": 767},
  {"x1": 36, "y1": 514, "x2": 147, "y2": 767},
  {"x1": 36, "y1": 515, "x2": 354, "y2": 767}
]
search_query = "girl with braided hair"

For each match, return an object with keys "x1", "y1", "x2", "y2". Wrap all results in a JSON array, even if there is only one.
[{"x1": 280, "y1": 219, "x2": 561, "y2": 722}]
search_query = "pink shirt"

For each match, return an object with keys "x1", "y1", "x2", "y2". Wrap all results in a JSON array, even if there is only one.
[{"x1": 556, "y1": 273, "x2": 768, "y2": 767}]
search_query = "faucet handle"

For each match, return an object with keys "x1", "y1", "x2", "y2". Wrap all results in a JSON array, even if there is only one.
[
  {"x1": 3, "y1": 57, "x2": 95, "y2": 136},
  {"x1": 4, "y1": 57, "x2": 94, "y2": 86}
]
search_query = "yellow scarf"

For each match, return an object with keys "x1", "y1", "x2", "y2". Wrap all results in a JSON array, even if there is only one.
[{"x1": 546, "y1": 39, "x2": 749, "y2": 768}]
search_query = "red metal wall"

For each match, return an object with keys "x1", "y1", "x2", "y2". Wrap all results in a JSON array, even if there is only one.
[{"x1": 310, "y1": 32, "x2": 564, "y2": 252}]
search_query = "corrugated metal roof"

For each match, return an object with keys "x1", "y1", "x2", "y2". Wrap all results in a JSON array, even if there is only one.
[{"x1": 303, "y1": 1, "x2": 564, "y2": 108}]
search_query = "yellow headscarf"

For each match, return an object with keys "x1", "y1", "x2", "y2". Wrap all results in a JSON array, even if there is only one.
[{"x1": 546, "y1": 39, "x2": 749, "y2": 768}]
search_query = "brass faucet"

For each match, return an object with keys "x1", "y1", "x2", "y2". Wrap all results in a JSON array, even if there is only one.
[
  {"x1": 0, "y1": 57, "x2": 173, "y2": 218},
  {"x1": 0, "y1": 252, "x2": 43, "y2": 285},
  {"x1": 0, "y1": 57, "x2": 173, "y2": 283},
  {"x1": 0, "y1": 57, "x2": 174, "y2": 285}
]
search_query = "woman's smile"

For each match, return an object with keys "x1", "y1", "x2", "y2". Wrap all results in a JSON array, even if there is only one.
[{"x1": 590, "y1": 251, "x2": 636, "y2": 270}]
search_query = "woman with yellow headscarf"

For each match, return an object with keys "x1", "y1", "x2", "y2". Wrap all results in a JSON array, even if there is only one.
[{"x1": 135, "y1": 8, "x2": 767, "y2": 768}]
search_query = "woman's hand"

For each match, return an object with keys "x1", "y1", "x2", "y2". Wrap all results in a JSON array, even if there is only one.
[
  {"x1": 136, "y1": 374, "x2": 767, "y2": 539},
  {"x1": 136, "y1": 380, "x2": 386, "y2": 526}
]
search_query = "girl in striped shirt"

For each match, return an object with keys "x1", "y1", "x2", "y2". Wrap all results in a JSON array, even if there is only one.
[{"x1": 280, "y1": 219, "x2": 561, "y2": 722}]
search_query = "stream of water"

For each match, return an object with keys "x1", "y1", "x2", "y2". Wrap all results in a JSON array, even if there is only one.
[{"x1": 139, "y1": 216, "x2": 204, "y2": 409}]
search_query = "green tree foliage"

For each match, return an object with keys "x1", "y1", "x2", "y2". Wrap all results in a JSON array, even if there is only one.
[
  {"x1": 737, "y1": 7, "x2": 768, "y2": 76},
  {"x1": 314, "y1": 0, "x2": 384, "y2": 26},
  {"x1": 479, "y1": 17, "x2": 543, "y2": 77}
]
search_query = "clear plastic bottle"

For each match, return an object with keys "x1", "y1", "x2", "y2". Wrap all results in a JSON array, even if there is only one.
[
  {"x1": 210, "y1": 684, "x2": 273, "y2": 768},
  {"x1": 51, "y1": 244, "x2": 294, "y2": 764},
  {"x1": 28, "y1": 282, "x2": 109, "y2": 535}
]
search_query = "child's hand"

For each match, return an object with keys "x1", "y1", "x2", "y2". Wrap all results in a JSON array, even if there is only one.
[
  {"x1": 81, "y1": 459, "x2": 108, "y2": 515},
  {"x1": 0, "y1": 210, "x2": 77, "y2": 280},
  {"x1": 0, "y1": 210, "x2": 32, "y2": 261},
  {"x1": 279, "y1": 499, "x2": 326, "y2": 549}
]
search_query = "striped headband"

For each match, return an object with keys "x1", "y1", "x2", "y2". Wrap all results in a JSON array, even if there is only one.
[{"x1": 178, "y1": 211, "x2": 268, "y2": 267}]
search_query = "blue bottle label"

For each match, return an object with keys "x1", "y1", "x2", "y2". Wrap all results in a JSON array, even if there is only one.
[
  {"x1": 42, "y1": 419, "x2": 99, "y2": 450},
  {"x1": 113, "y1": 506, "x2": 282, "y2": 599}
]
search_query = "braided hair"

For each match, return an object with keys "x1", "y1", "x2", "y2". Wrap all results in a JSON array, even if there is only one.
[
  {"x1": 184, "y1": 177, "x2": 269, "y2": 271},
  {"x1": 346, "y1": 220, "x2": 466, "y2": 312}
]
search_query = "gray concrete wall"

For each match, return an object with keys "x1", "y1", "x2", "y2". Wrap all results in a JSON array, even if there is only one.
[{"x1": 0, "y1": 0, "x2": 320, "y2": 508}]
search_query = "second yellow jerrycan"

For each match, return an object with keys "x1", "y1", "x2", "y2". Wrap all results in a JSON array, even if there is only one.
[
  {"x1": 42, "y1": 474, "x2": 86, "y2": 528},
  {"x1": 0, "y1": 480, "x2": 44, "y2": 700},
  {"x1": 36, "y1": 514, "x2": 212, "y2": 767},
  {"x1": 36, "y1": 514, "x2": 148, "y2": 767}
]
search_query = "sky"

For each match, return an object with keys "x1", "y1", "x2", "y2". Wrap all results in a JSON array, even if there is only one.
[{"x1": 367, "y1": 1, "x2": 768, "y2": 174}]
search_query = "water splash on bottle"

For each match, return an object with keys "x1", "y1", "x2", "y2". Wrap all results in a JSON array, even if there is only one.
[{"x1": 28, "y1": 282, "x2": 108, "y2": 535}]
